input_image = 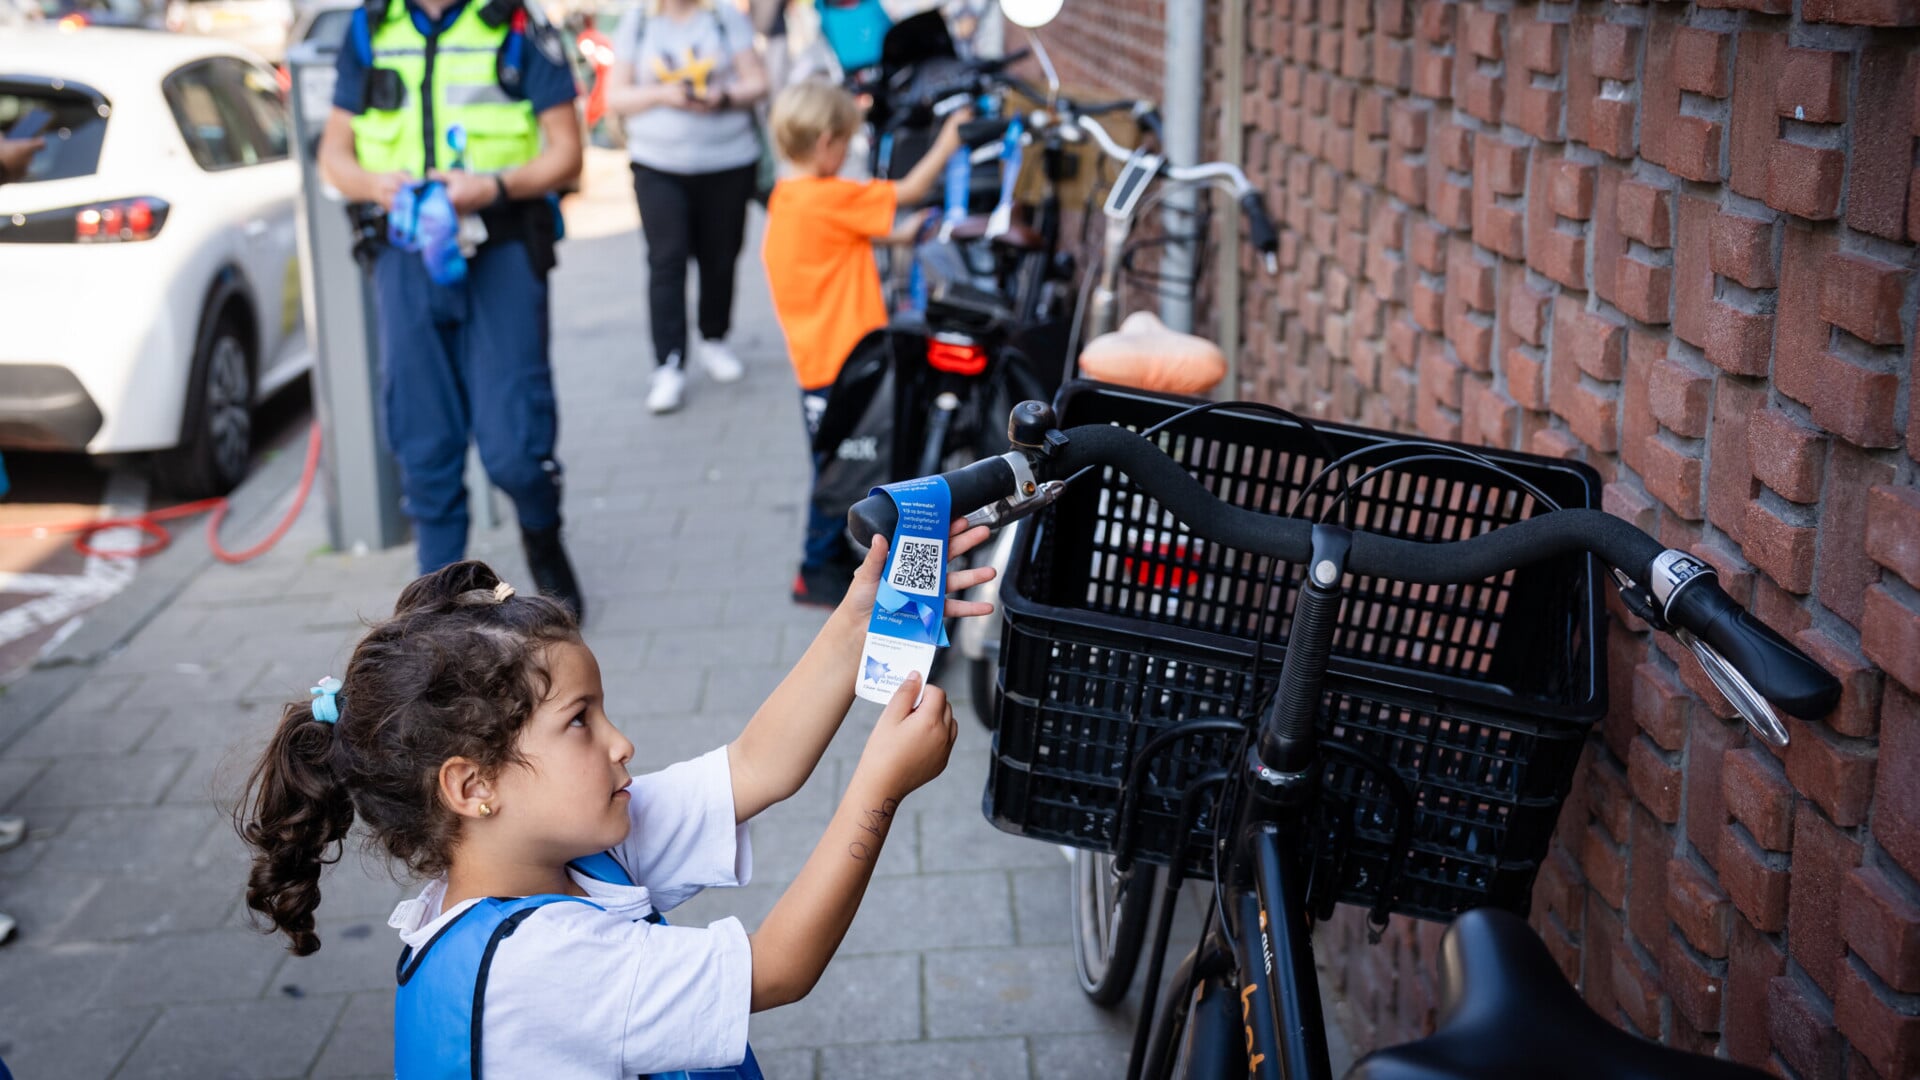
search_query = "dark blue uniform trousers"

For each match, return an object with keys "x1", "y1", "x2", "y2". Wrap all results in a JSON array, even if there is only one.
[{"x1": 372, "y1": 238, "x2": 562, "y2": 574}]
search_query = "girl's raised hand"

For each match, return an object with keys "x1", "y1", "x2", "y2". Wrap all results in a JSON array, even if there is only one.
[{"x1": 838, "y1": 520, "x2": 997, "y2": 623}]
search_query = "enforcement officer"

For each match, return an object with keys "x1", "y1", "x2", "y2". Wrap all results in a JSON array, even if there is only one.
[{"x1": 318, "y1": 0, "x2": 585, "y2": 616}]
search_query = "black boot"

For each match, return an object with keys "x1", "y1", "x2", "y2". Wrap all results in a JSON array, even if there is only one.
[{"x1": 521, "y1": 523, "x2": 585, "y2": 622}]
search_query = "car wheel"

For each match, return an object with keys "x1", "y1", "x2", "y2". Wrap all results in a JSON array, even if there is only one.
[{"x1": 153, "y1": 307, "x2": 253, "y2": 499}]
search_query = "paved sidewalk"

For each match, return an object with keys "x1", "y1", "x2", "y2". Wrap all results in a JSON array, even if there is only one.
[{"x1": 0, "y1": 154, "x2": 1156, "y2": 1079}]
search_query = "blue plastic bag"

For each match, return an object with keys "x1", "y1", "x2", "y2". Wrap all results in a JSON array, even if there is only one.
[{"x1": 388, "y1": 181, "x2": 467, "y2": 286}]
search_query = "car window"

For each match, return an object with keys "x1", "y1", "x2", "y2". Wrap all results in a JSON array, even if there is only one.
[
  {"x1": 223, "y1": 60, "x2": 291, "y2": 162},
  {"x1": 0, "y1": 83, "x2": 109, "y2": 182},
  {"x1": 164, "y1": 61, "x2": 260, "y2": 170}
]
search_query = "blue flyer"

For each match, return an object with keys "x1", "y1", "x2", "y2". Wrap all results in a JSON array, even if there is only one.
[{"x1": 856, "y1": 476, "x2": 951, "y2": 704}]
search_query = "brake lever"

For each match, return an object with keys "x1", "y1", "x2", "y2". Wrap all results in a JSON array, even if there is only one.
[
  {"x1": 964, "y1": 479, "x2": 1067, "y2": 530},
  {"x1": 1674, "y1": 629, "x2": 1791, "y2": 747}
]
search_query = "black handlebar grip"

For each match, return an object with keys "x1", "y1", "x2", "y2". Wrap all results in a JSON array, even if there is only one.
[
  {"x1": 1268, "y1": 581, "x2": 1336, "y2": 748},
  {"x1": 1665, "y1": 575, "x2": 1842, "y2": 721},
  {"x1": 1240, "y1": 191, "x2": 1279, "y2": 255},
  {"x1": 959, "y1": 116, "x2": 1013, "y2": 148},
  {"x1": 847, "y1": 456, "x2": 1019, "y2": 545},
  {"x1": 1135, "y1": 105, "x2": 1166, "y2": 144}
]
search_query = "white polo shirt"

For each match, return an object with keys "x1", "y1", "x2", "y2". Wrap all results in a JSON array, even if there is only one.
[{"x1": 388, "y1": 747, "x2": 754, "y2": 1077}]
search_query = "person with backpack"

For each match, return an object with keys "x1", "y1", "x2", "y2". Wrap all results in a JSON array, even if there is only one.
[
  {"x1": 606, "y1": 0, "x2": 771, "y2": 415},
  {"x1": 236, "y1": 542, "x2": 995, "y2": 1076},
  {"x1": 316, "y1": 0, "x2": 586, "y2": 616}
]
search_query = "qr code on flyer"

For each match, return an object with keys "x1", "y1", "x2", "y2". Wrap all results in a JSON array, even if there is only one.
[{"x1": 887, "y1": 536, "x2": 944, "y2": 596}]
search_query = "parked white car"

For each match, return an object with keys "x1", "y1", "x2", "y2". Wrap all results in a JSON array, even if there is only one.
[{"x1": 0, "y1": 26, "x2": 308, "y2": 497}]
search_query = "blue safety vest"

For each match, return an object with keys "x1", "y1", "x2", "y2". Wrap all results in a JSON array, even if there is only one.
[{"x1": 394, "y1": 851, "x2": 764, "y2": 1080}]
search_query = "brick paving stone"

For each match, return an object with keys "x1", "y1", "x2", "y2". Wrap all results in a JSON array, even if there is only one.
[
  {"x1": 11, "y1": 753, "x2": 191, "y2": 811},
  {"x1": 919, "y1": 808, "x2": 1072, "y2": 874},
  {"x1": 1012, "y1": 865, "x2": 1076, "y2": 946},
  {"x1": 924, "y1": 945, "x2": 1138, "y2": 1040},
  {"x1": 117, "y1": 998, "x2": 342, "y2": 1079},
  {"x1": 742, "y1": 952, "x2": 924, "y2": 1050},
  {"x1": 93, "y1": 928, "x2": 285, "y2": 1008},
  {"x1": 0, "y1": 1007, "x2": 155, "y2": 1080},
  {"x1": 59, "y1": 868, "x2": 242, "y2": 942},
  {"x1": 1029, "y1": 1031, "x2": 1137, "y2": 1078},
  {"x1": 271, "y1": 920, "x2": 411, "y2": 998},
  {"x1": 0, "y1": 758, "x2": 45, "y2": 808},
  {"x1": 310, "y1": 990, "x2": 394, "y2": 1078},
  {"x1": 836, "y1": 871, "x2": 1016, "y2": 955},
  {"x1": 819, "y1": 1036, "x2": 1031, "y2": 1078}
]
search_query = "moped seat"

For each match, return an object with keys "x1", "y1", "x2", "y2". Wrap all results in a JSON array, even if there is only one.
[{"x1": 1346, "y1": 909, "x2": 1766, "y2": 1080}]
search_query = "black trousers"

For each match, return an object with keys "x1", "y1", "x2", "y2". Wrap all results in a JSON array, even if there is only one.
[{"x1": 631, "y1": 161, "x2": 756, "y2": 367}]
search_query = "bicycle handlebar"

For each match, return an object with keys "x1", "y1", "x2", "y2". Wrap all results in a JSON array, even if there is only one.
[{"x1": 848, "y1": 417, "x2": 1842, "y2": 729}]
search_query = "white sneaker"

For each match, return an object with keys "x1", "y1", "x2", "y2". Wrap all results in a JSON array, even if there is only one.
[
  {"x1": 696, "y1": 339, "x2": 744, "y2": 383},
  {"x1": 647, "y1": 362, "x2": 686, "y2": 414}
]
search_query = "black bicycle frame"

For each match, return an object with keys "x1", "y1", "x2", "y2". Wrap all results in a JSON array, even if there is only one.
[{"x1": 1128, "y1": 525, "x2": 1355, "y2": 1080}]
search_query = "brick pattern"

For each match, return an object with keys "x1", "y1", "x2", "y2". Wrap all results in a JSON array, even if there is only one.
[{"x1": 1046, "y1": 0, "x2": 1920, "y2": 1072}]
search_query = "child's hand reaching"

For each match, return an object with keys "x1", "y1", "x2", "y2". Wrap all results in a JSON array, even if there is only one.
[
  {"x1": 856, "y1": 676, "x2": 957, "y2": 798},
  {"x1": 839, "y1": 520, "x2": 997, "y2": 624},
  {"x1": 936, "y1": 106, "x2": 974, "y2": 153}
]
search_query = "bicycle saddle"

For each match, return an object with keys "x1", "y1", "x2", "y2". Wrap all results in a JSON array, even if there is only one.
[
  {"x1": 1346, "y1": 909, "x2": 1766, "y2": 1080},
  {"x1": 1078, "y1": 311, "x2": 1227, "y2": 396}
]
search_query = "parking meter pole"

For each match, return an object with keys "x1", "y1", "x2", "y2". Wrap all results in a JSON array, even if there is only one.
[{"x1": 288, "y1": 40, "x2": 409, "y2": 555}]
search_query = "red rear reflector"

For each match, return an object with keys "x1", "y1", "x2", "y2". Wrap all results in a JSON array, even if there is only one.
[
  {"x1": 927, "y1": 335, "x2": 989, "y2": 376},
  {"x1": 1122, "y1": 541, "x2": 1201, "y2": 592}
]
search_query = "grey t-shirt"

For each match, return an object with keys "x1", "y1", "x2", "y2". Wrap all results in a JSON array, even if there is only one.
[{"x1": 614, "y1": 2, "x2": 761, "y2": 175}]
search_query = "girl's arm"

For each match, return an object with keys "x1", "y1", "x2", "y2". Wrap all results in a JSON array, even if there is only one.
[
  {"x1": 605, "y1": 62, "x2": 687, "y2": 115},
  {"x1": 716, "y1": 43, "x2": 769, "y2": 106},
  {"x1": 748, "y1": 677, "x2": 955, "y2": 1010},
  {"x1": 726, "y1": 521, "x2": 994, "y2": 823}
]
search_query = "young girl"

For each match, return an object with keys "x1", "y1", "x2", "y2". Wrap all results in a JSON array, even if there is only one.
[{"x1": 238, "y1": 525, "x2": 992, "y2": 1077}]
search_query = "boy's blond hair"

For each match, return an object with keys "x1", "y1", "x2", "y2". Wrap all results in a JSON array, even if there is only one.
[{"x1": 770, "y1": 79, "x2": 861, "y2": 164}]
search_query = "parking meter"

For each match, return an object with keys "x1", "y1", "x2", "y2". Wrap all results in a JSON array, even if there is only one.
[{"x1": 288, "y1": 38, "x2": 410, "y2": 555}]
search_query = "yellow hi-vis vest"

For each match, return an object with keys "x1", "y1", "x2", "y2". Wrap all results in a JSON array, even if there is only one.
[{"x1": 348, "y1": 0, "x2": 539, "y2": 177}]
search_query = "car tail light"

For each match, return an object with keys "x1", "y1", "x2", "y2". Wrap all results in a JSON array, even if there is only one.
[
  {"x1": 57, "y1": 12, "x2": 87, "y2": 29},
  {"x1": 927, "y1": 334, "x2": 989, "y2": 376},
  {"x1": 0, "y1": 197, "x2": 170, "y2": 244}
]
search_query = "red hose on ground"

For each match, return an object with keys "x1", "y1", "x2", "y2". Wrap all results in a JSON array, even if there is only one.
[{"x1": 0, "y1": 421, "x2": 325, "y2": 564}]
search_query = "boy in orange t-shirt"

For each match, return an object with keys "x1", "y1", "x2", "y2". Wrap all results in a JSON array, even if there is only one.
[{"x1": 764, "y1": 79, "x2": 968, "y2": 605}]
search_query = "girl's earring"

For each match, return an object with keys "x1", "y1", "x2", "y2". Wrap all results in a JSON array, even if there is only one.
[{"x1": 479, "y1": 803, "x2": 493, "y2": 818}]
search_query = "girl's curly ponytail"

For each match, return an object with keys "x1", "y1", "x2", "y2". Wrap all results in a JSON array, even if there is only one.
[{"x1": 237, "y1": 699, "x2": 355, "y2": 956}]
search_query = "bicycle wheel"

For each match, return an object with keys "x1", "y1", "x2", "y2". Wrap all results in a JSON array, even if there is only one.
[{"x1": 1071, "y1": 848, "x2": 1157, "y2": 1006}]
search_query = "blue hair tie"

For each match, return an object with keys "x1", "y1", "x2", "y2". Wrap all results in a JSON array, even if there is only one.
[{"x1": 310, "y1": 677, "x2": 343, "y2": 724}]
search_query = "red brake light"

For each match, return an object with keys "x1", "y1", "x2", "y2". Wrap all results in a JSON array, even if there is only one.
[
  {"x1": 57, "y1": 12, "x2": 87, "y2": 29},
  {"x1": 927, "y1": 334, "x2": 989, "y2": 376},
  {"x1": 0, "y1": 198, "x2": 169, "y2": 244}
]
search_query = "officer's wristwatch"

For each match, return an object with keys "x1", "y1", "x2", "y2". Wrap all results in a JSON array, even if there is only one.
[{"x1": 490, "y1": 173, "x2": 511, "y2": 207}]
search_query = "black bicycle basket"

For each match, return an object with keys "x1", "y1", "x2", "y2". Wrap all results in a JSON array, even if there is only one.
[{"x1": 987, "y1": 382, "x2": 1606, "y2": 922}]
